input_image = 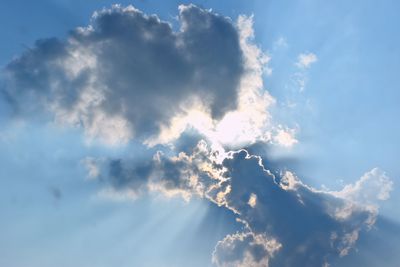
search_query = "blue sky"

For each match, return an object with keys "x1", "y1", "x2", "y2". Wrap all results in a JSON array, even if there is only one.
[{"x1": 0, "y1": 1, "x2": 399, "y2": 267}]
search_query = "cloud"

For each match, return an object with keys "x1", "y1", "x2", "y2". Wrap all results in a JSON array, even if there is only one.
[
  {"x1": 100, "y1": 139, "x2": 224, "y2": 202},
  {"x1": 272, "y1": 126, "x2": 298, "y2": 147},
  {"x1": 212, "y1": 232, "x2": 281, "y2": 267},
  {"x1": 296, "y1": 52, "x2": 318, "y2": 68},
  {"x1": 333, "y1": 168, "x2": 393, "y2": 203},
  {"x1": 92, "y1": 137, "x2": 392, "y2": 267},
  {"x1": 292, "y1": 52, "x2": 317, "y2": 92},
  {"x1": 147, "y1": 14, "x2": 275, "y2": 148},
  {"x1": 273, "y1": 36, "x2": 288, "y2": 50},
  {"x1": 0, "y1": 4, "x2": 393, "y2": 267},
  {"x1": 210, "y1": 150, "x2": 390, "y2": 266},
  {"x1": 333, "y1": 216, "x2": 400, "y2": 267},
  {"x1": 81, "y1": 157, "x2": 103, "y2": 180},
  {"x1": 3, "y1": 4, "x2": 285, "y2": 150},
  {"x1": 3, "y1": 4, "x2": 245, "y2": 145}
]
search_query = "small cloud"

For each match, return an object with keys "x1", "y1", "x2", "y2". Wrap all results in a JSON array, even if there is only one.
[
  {"x1": 291, "y1": 52, "x2": 317, "y2": 92},
  {"x1": 248, "y1": 193, "x2": 257, "y2": 208},
  {"x1": 273, "y1": 127, "x2": 298, "y2": 147},
  {"x1": 273, "y1": 36, "x2": 288, "y2": 49},
  {"x1": 81, "y1": 157, "x2": 103, "y2": 180},
  {"x1": 333, "y1": 168, "x2": 393, "y2": 204},
  {"x1": 96, "y1": 187, "x2": 139, "y2": 202},
  {"x1": 264, "y1": 65, "x2": 273, "y2": 76},
  {"x1": 296, "y1": 52, "x2": 318, "y2": 68},
  {"x1": 213, "y1": 232, "x2": 281, "y2": 267},
  {"x1": 293, "y1": 72, "x2": 307, "y2": 92}
]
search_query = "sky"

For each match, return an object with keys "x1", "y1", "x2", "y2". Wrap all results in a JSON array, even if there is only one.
[{"x1": 0, "y1": 1, "x2": 399, "y2": 267}]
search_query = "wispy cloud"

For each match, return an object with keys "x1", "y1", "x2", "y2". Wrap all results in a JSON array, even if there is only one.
[
  {"x1": 273, "y1": 36, "x2": 288, "y2": 50},
  {"x1": 291, "y1": 52, "x2": 318, "y2": 92},
  {"x1": 296, "y1": 52, "x2": 318, "y2": 68}
]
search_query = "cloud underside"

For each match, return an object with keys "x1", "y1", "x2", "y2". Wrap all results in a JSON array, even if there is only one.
[{"x1": 2, "y1": 4, "x2": 393, "y2": 267}]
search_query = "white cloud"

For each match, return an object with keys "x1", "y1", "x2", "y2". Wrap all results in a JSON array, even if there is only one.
[
  {"x1": 273, "y1": 36, "x2": 288, "y2": 49},
  {"x1": 212, "y1": 232, "x2": 281, "y2": 267},
  {"x1": 272, "y1": 127, "x2": 298, "y2": 147},
  {"x1": 334, "y1": 168, "x2": 393, "y2": 202},
  {"x1": 248, "y1": 193, "x2": 257, "y2": 208},
  {"x1": 81, "y1": 157, "x2": 103, "y2": 180},
  {"x1": 96, "y1": 187, "x2": 139, "y2": 201},
  {"x1": 291, "y1": 52, "x2": 317, "y2": 92},
  {"x1": 296, "y1": 52, "x2": 318, "y2": 68}
]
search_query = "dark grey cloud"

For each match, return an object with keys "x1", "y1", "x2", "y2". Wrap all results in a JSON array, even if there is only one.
[
  {"x1": 212, "y1": 150, "x2": 378, "y2": 267},
  {"x1": 3, "y1": 4, "x2": 244, "y2": 143},
  {"x1": 93, "y1": 138, "x2": 391, "y2": 267},
  {"x1": 330, "y1": 216, "x2": 400, "y2": 267}
]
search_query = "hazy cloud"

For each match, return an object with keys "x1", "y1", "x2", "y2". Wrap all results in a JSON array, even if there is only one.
[{"x1": 296, "y1": 52, "x2": 318, "y2": 68}]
